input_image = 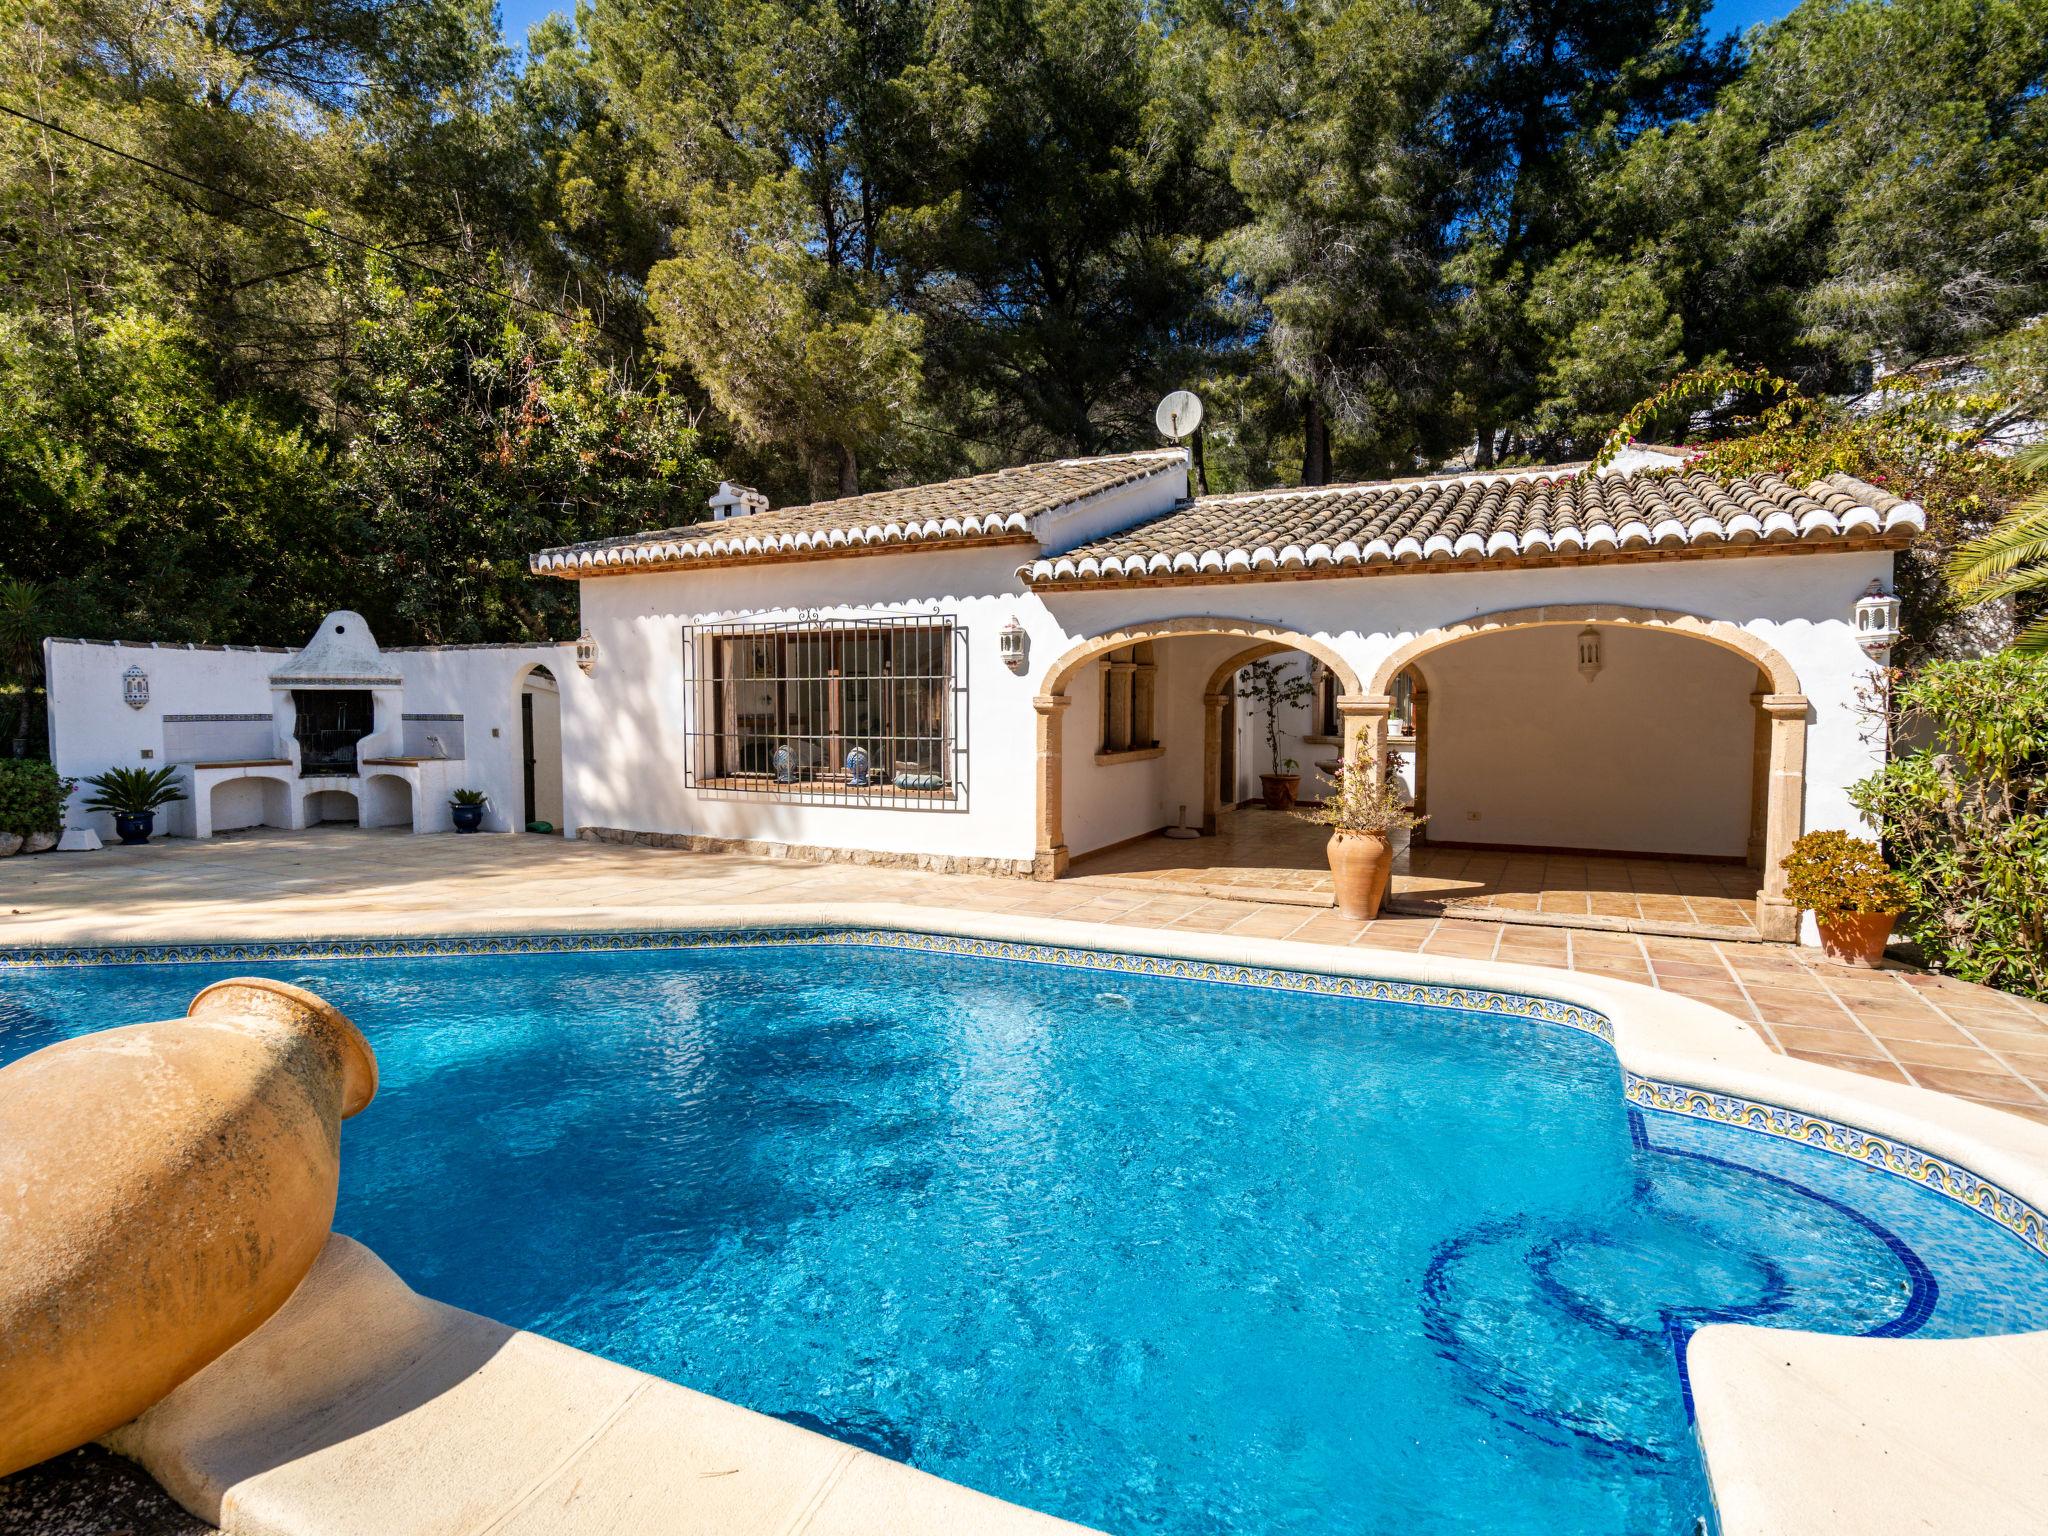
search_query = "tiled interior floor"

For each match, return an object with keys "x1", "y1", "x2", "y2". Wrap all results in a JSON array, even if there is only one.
[
  {"x1": 4, "y1": 828, "x2": 2046, "y2": 1126},
  {"x1": 1401, "y1": 845, "x2": 1764, "y2": 937},
  {"x1": 1067, "y1": 809, "x2": 1763, "y2": 938}
]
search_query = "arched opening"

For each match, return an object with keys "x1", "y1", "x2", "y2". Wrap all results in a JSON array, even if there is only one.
[
  {"x1": 302, "y1": 788, "x2": 360, "y2": 826},
  {"x1": 516, "y1": 663, "x2": 564, "y2": 832},
  {"x1": 361, "y1": 773, "x2": 415, "y2": 831},
  {"x1": 1034, "y1": 618, "x2": 1366, "y2": 885},
  {"x1": 208, "y1": 776, "x2": 290, "y2": 835},
  {"x1": 1364, "y1": 605, "x2": 1805, "y2": 941}
]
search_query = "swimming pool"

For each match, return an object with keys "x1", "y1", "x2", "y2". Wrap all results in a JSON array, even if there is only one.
[{"x1": 6, "y1": 933, "x2": 2045, "y2": 1535}]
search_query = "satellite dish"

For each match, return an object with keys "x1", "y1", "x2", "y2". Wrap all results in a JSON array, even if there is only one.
[{"x1": 1155, "y1": 390, "x2": 1204, "y2": 441}]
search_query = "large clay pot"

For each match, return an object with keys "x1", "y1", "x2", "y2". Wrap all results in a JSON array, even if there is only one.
[
  {"x1": 1327, "y1": 830, "x2": 1392, "y2": 921},
  {"x1": 1816, "y1": 910, "x2": 1897, "y2": 967},
  {"x1": 1259, "y1": 773, "x2": 1301, "y2": 811},
  {"x1": 0, "y1": 978, "x2": 376, "y2": 1477}
]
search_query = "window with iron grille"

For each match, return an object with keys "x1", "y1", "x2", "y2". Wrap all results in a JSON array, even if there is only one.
[{"x1": 681, "y1": 615, "x2": 968, "y2": 808}]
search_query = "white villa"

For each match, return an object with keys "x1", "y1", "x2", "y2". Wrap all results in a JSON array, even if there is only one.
[{"x1": 45, "y1": 445, "x2": 1920, "y2": 944}]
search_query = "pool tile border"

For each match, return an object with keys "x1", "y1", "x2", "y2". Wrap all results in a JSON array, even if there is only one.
[{"x1": 7, "y1": 924, "x2": 2045, "y2": 1263}]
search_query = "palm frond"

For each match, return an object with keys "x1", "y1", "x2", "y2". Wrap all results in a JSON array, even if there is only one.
[
  {"x1": 2013, "y1": 613, "x2": 2048, "y2": 655},
  {"x1": 1949, "y1": 491, "x2": 2048, "y2": 592}
]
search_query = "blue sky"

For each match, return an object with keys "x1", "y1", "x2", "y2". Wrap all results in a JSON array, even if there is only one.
[{"x1": 495, "y1": 0, "x2": 1802, "y2": 62}]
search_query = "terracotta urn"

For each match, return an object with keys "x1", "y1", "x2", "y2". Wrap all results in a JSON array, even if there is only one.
[
  {"x1": 1816, "y1": 910, "x2": 1897, "y2": 967},
  {"x1": 1327, "y1": 830, "x2": 1392, "y2": 921},
  {"x1": 0, "y1": 978, "x2": 376, "y2": 1477},
  {"x1": 1259, "y1": 773, "x2": 1301, "y2": 811}
]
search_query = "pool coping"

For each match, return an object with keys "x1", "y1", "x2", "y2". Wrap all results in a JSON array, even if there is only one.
[{"x1": 11, "y1": 903, "x2": 2048, "y2": 1536}]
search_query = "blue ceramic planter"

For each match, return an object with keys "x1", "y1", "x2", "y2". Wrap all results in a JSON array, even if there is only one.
[{"x1": 112, "y1": 811, "x2": 154, "y2": 846}]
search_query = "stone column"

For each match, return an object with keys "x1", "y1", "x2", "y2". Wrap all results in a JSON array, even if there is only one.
[
  {"x1": 1132, "y1": 657, "x2": 1158, "y2": 747},
  {"x1": 1105, "y1": 658, "x2": 1136, "y2": 752},
  {"x1": 1746, "y1": 686, "x2": 1770, "y2": 869},
  {"x1": 1409, "y1": 682, "x2": 1431, "y2": 842},
  {"x1": 1755, "y1": 693, "x2": 1809, "y2": 941},
  {"x1": 1033, "y1": 693, "x2": 1072, "y2": 880},
  {"x1": 1201, "y1": 690, "x2": 1229, "y2": 834},
  {"x1": 1338, "y1": 694, "x2": 1393, "y2": 782}
]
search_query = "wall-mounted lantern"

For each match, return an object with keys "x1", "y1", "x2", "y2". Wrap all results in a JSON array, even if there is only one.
[
  {"x1": 122, "y1": 664, "x2": 149, "y2": 709},
  {"x1": 1576, "y1": 626, "x2": 1603, "y2": 682},
  {"x1": 1854, "y1": 580, "x2": 1903, "y2": 658},
  {"x1": 999, "y1": 617, "x2": 1029, "y2": 675},
  {"x1": 575, "y1": 632, "x2": 599, "y2": 674}
]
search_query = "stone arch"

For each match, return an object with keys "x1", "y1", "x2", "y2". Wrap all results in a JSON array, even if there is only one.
[
  {"x1": 1367, "y1": 603, "x2": 1800, "y2": 697},
  {"x1": 1360, "y1": 603, "x2": 1807, "y2": 941},
  {"x1": 1034, "y1": 617, "x2": 1368, "y2": 877},
  {"x1": 1199, "y1": 642, "x2": 1302, "y2": 834},
  {"x1": 361, "y1": 772, "x2": 415, "y2": 831}
]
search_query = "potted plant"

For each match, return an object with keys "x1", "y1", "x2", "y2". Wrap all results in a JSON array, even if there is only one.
[
  {"x1": 1297, "y1": 758, "x2": 1426, "y2": 920},
  {"x1": 1238, "y1": 659, "x2": 1314, "y2": 809},
  {"x1": 1780, "y1": 829, "x2": 1911, "y2": 967},
  {"x1": 79, "y1": 765, "x2": 186, "y2": 846},
  {"x1": 449, "y1": 788, "x2": 489, "y2": 833},
  {"x1": 0, "y1": 759, "x2": 68, "y2": 855}
]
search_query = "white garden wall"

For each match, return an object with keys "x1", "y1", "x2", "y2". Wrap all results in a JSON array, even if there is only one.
[{"x1": 44, "y1": 631, "x2": 566, "y2": 840}]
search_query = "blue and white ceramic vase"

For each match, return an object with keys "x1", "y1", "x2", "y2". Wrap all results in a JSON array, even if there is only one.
[
  {"x1": 844, "y1": 746, "x2": 870, "y2": 787},
  {"x1": 771, "y1": 744, "x2": 794, "y2": 784}
]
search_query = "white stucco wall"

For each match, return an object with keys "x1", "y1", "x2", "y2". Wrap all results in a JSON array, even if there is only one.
[
  {"x1": 557, "y1": 540, "x2": 1893, "y2": 872},
  {"x1": 44, "y1": 635, "x2": 566, "y2": 840},
  {"x1": 1418, "y1": 624, "x2": 1759, "y2": 857}
]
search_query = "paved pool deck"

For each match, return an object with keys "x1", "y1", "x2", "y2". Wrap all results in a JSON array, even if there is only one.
[{"x1": 4, "y1": 829, "x2": 2046, "y2": 1127}]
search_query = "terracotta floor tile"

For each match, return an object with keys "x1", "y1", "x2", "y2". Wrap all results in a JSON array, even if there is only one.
[
  {"x1": 1882, "y1": 1038, "x2": 2010, "y2": 1072},
  {"x1": 1769, "y1": 1023, "x2": 1882, "y2": 1056},
  {"x1": 1740, "y1": 983, "x2": 1840, "y2": 1013},
  {"x1": 1785, "y1": 1051, "x2": 1912, "y2": 1085},
  {"x1": 1759, "y1": 1011, "x2": 1864, "y2": 1037},
  {"x1": 1847, "y1": 1014, "x2": 1974, "y2": 1046},
  {"x1": 1897, "y1": 1063, "x2": 2042, "y2": 1104}
]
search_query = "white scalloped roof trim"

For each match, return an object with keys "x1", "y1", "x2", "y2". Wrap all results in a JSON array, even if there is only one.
[
  {"x1": 530, "y1": 449, "x2": 1186, "y2": 578},
  {"x1": 1021, "y1": 499, "x2": 1925, "y2": 584}
]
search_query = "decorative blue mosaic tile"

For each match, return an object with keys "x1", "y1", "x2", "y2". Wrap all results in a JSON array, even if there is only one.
[
  {"x1": 1626, "y1": 1075, "x2": 2048, "y2": 1262},
  {"x1": 4, "y1": 924, "x2": 2040, "y2": 1260}
]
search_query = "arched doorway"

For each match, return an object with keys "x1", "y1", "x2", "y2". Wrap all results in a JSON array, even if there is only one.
[
  {"x1": 1034, "y1": 618, "x2": 1366, "y2": 878},
  {"x1": 517, "y1": 663, "x2": 564, "y2": 832},
  {"x1": 1364, "y1": 605, "x2": 1806, "y2": 940}
]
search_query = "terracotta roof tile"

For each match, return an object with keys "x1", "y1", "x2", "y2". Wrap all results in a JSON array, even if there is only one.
[
  {"x1": 532, "y1": 450, "x2": 1186, "y2": 577},
  {"x1": 1022, "y1": 467, "x2": 1923, "y2": 586}
]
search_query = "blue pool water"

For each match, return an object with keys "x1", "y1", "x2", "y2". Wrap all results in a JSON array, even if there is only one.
[{"x1": 5, "y1": 940, "x2": 2046, "y2": 1535}]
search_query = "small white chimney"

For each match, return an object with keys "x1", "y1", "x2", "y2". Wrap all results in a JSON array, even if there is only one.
[{"x1": 708, "y1": 481, "x2": 769, "y2": 521}]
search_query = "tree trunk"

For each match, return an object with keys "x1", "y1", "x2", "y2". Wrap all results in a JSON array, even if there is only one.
[
  {"x1": 1474, "y1": 423, "x2": 1495, "y2": 469},
  {"x1": 1302, "y1": 394, "x2": 1330, "y2": 486},
  {"x1": 836, "y1": 441, "x2": 860, "y2": 497}
]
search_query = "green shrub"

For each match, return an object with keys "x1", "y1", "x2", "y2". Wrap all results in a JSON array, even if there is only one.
[
  {"x1": 0, "y1": 758, "x2": 67, "y2": 836},
  {"x1": 1779, "y1": 830, "x2": 1910, "y2": 917},
  {"x1": 1851, "y1": 653, "x2": 2048, "y2": 997}
]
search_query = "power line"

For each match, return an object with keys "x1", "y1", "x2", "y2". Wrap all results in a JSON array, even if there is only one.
[{"x1": 0, "y1": 97, "x2": 625, "y2": 338}]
